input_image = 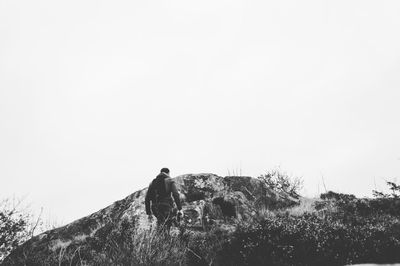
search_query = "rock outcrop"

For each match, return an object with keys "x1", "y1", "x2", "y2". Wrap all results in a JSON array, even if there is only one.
[{"x1": 4, "y1": 174, "x2": 298, "y2": 265}]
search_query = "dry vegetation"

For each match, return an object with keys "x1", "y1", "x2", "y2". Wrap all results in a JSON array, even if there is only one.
[{"x1": 3, "y1": 175, "x2": 400, "y2": 265}]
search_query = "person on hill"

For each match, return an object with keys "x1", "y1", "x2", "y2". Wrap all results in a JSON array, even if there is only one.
[{"x1": 145, "y1": 168, "x2": 183, "y2": 231}]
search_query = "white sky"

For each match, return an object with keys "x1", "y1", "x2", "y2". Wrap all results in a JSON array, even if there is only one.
[{"x1": 1, "y1": 0, "x2": 400, "y2": 224}]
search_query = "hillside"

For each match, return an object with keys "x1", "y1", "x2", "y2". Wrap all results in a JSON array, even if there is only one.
[
  {"x1": 3, "y1": 174, "x2": 297, "y2": 265},
  {"x1": 5, "y1": 174, "x2": 400, "y2": 265}
]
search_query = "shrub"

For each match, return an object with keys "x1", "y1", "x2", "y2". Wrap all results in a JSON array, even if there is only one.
[
  {"x1": 320, "y1": 191, "x2": 356, "y2": 201},
  {"x1": 317, "y1": 189, "x2": 400, "y2": 219},
  {"x1": 218, "y1": 213, "x2": 400, "y2": 266},
  {"x1": 0, "y1": 198, "x2": 34, "y2": 262},
  {"x1": 373, "y1": 181, "x2": 400, "y2": 198},
  {"x1": 258, "y1": 169, "x2": 303, "y2": 199}
]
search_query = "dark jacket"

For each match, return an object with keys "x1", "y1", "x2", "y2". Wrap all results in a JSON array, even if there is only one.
[{"x1": 145, "y1": 172, "x2": 182, "y2": 215}]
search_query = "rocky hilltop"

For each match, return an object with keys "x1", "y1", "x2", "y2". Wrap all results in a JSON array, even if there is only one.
[{"x1": 4, "y1": 174, "x2": 298, "y2": 265}]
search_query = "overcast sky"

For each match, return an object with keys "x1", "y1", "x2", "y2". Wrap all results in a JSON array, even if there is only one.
[{"x1": 1, "y1": 0, "x2": 400, "y2": 224}]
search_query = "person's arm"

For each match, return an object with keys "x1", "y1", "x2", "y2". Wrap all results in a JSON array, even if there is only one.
[
  {"x1": 145, "y1": 181, "x2": 154, "y2": 215},
  {"x1": 171, "y1": 181, "x2": 182, "y2": 210}
]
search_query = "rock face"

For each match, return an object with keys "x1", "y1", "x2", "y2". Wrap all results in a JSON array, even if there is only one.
[{"x1": 4, "y1": 174, "x2": 298, "y2": 265}]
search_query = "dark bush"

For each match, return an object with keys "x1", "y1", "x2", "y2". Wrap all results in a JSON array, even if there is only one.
[
  {"x1": 218, "y1": 214, "x2": 400, "y2": 266},
  {"x1": 317, "y1": 190, "x2": 400, "y2": 219},
  {"x1": 320, "y1": 191, "x2": 356, "y2": 201},
  {"x1": 0, "y1": 199, "x2": 34, "y2": 262}
]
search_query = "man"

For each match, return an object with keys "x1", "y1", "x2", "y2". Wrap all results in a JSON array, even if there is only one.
[{"x1": 145, "y1": 168, "x2": 183, "y2": 230}]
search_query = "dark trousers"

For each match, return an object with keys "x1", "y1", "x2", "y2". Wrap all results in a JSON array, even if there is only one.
[{"x1": 151, "y1": 203, "x2": 174, "y2": 231}]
